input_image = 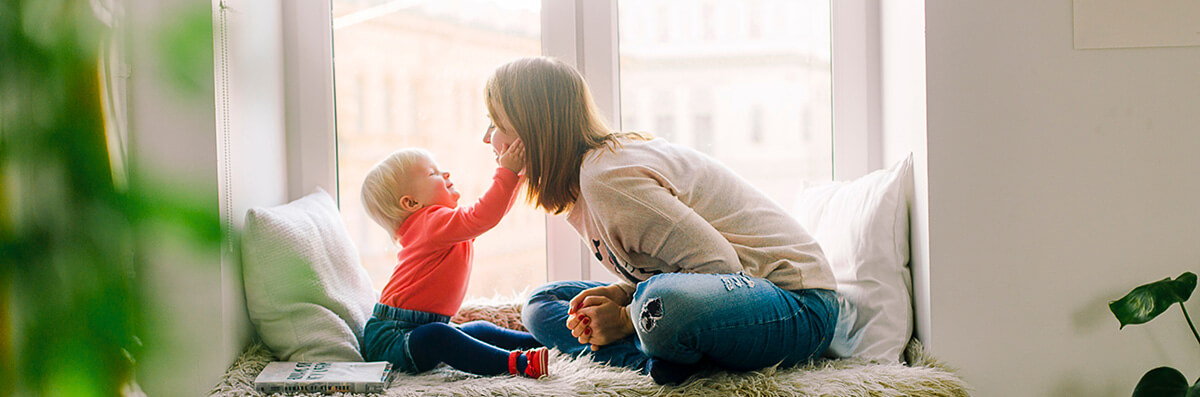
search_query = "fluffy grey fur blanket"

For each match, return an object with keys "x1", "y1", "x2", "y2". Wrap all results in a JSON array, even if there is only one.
[{"x1": 211, "y1": 300, "x2": 971, "y2": 396}]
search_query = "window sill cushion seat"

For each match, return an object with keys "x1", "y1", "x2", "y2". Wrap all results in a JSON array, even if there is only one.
[{"x1": 211, "y1": 299, "x2": 969, "y2": 396}]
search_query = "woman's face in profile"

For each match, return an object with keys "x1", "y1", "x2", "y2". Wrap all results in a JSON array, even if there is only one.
[{"x1": 484, "y1": 107, "x2": 518, "y2": 156}]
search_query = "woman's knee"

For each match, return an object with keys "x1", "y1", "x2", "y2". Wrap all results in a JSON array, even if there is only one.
[
  {"x1": 521, "y1": 281, "x2": 575, "y2": 334},
  {"x1": 525, "y1": 280, "x2": 595, "y2": 304},
  {"x1": 522, "y1": 280, "x2": 610, "y2": 325},
  {"x1": 629, "y1": 276, "x2": 700, "y2": 356},
  {"x1": 629, "y1": 273, "x2": 759, "y2": 356}
]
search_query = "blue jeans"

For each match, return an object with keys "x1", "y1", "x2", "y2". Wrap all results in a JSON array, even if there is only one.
[{"x1": 522, "y1": 273, "x2": 838, "y2": 373}]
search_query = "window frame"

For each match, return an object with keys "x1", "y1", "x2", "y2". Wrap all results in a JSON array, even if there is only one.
[
  {"x1": 283, "y1": 0, "x2": 881, "y2": 283},
  {"x1": 282, "y1": 0, "x2": 339, "y2": 202}
]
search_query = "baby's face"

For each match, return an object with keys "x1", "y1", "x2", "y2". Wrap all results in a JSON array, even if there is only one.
[{"x1": 406, "y1": 155, "x2": 460, "y2": 209}]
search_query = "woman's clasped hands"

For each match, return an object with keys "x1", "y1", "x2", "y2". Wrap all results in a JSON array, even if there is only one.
[{"x1": 565, "y1": 284, "x2": 636, "y2": 351}]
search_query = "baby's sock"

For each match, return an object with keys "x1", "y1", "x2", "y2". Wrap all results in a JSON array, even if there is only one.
[
  {"x1": 516, "y1": 347, "x2": 549, "y2": 378},
  {"x1": 516, "y1": 354, "x2": 528, "y2": 374},
  {"x1": 646, "y1": 357, "x2": 702, "y2": 385},
  {"x1": 506, "y1": 350, "x2": 532, "y2": 375}
]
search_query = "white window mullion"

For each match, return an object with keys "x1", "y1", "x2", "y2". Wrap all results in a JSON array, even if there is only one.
[
  {"x1": 542, "y1": 0, "x2": 589, "y2": 282},
  {"x1": 542, "y1": 0, "x2": 619, "y2": 283},
  {"x1": 577, "y1": 0, "x2": 621, "y2": 128},
  {"x1": 282, "y1": 0, "x2": 338, "y2": 202},
  {"x1": 541, "y1": 0, "x2": 578, "y2": 66},
  {"x1": 831, "y1": 0, "x2": 882, "y2": 180},
  {"x1": 576, "y1": 0, "x2": 621, "y2": 283}
]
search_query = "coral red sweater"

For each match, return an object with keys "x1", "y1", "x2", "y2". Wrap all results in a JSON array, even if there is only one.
[{"x1": 379, "y1": 168, "x2": 519, "y2": 316}]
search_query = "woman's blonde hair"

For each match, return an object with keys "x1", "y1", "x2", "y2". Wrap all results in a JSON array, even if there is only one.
[
  {"x1": 485, "y1": 56, "x2": 647, "y2": 214},
  {"x1": 360, "y1": 148, "x2": 431, "y2": 240}
]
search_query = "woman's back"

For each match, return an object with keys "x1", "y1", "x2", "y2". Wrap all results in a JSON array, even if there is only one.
[{"x1": 570, "y1": 137, "x2": 836, "y2": 292}]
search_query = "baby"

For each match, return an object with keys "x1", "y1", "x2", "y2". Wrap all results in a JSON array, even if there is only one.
[{"x1": 358, "y1": 141, "x2": 548, "y2": 378}]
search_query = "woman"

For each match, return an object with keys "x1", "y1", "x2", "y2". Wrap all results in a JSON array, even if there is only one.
[{"x1": 482, "y1": 56, "x2": 839, "y2": 385}]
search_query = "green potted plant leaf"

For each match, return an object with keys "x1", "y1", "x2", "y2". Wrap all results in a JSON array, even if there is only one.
[{"x1": 1109, "y1": 272, "x2": 1200, "y2": 397}]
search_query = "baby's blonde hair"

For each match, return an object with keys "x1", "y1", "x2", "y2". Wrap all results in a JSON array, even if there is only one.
[{"x1": 361, "y1": 148, "x2": 432, "y2": 240}]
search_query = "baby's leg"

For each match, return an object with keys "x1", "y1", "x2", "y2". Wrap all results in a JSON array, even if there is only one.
[
  {"x1": 459, "y1": 320, "x2": 542, "y2": 350},
  {"x1": 408, "y1": 322, "x2": 517, "y2": 375}
]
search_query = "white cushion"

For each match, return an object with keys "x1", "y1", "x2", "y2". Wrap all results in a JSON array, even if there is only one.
[
  {"x1": 242, "y1": 189, "x2": 378, "y2": 362},
  {"x1": 792, "y1": 155, "x2": 913, "y2": 363}
]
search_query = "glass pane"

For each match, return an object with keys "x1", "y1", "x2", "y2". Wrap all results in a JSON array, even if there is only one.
[
  {"x1": 618, "y1": 0, "x2": 834, "y2": 206},
  {"x1": 332, "y1": 0, "x2": 544, "y2": 299}
]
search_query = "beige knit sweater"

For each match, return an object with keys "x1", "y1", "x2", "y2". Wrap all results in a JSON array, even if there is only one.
[{"x1": 565, "y1": 138, "x2": 836, "y2": 297}]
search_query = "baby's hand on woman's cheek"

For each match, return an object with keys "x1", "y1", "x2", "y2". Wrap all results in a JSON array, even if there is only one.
[{"x1": 498, "y1": 139, "x2": 525, "y2": 174}]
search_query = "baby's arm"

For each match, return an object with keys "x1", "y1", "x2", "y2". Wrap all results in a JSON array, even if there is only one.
[{"x1": 422, "y1": 142, "x2": 525, "y2": 244}]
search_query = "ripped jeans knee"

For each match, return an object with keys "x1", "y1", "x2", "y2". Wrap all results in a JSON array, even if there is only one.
[
  {"x1": 628, "y1": 274, "x2": 701, "y2": 361},
  {"x1": 627, "y1": 271, "x2": 829, "y2": 370},
  {"x1": 630, "y1": 272, "x2": 760, "y2": 341}
]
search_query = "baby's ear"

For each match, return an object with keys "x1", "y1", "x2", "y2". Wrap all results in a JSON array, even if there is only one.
[{"x1": 399, "y1": 196, "x2": 422, "y2": 212}]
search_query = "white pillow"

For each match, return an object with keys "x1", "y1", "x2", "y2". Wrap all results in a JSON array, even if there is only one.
[
  {"x1": 792, "y1": 155, "x2": 913, "y2": 363},
  {"x1": 242, "y1": 188, "x2": 378, "y2": 362}
]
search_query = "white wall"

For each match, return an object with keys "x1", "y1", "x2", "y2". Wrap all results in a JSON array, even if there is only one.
[
  {"x1": 126, "y1": 0, "x2": 245, "y2": 394},
  {"x1": 903, "y1": 1, "x2": 1200, "y2": 395},
  {"x1": 127, "y1": 0, "x2": 289, "y2": 394},
  {"x1": 878, "y1": 0, "x2": 930, "y2": 347}
]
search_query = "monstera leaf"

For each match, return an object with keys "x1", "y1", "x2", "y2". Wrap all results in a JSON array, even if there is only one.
[
  {"x1": 1131, "y1": 367, "x2": 1194, "y2": 397},
  {"x1": 1110, "y1": 272, "x2": 1196, "y2": 328},
  {"x1": 1109, "y1": 272, "x2": 1200, "y2": 397}
]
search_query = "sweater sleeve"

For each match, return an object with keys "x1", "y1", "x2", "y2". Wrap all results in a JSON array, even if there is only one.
[
  {"x1": 583, "y1": 166, "x2": 742, "y2": 277},
  {"x1": 421, "y1": 168, "x2": 520, "y2": 245}
]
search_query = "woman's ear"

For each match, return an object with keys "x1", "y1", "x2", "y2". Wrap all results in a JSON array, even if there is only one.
[{"x1": 399, "y1": 196, "x2": 422, "y2": 212}]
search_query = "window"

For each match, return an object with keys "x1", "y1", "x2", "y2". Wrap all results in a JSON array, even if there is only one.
[
  {"x1": 702, "y1": 3, "x2": 715, "y2": 41},
  {"x1": 747, "y1": 0, "x2": 763, "y2": 39},
  {"x1": 751, "y1": 105, "x2": 764, "y2": 144},
  {"x1": 291, "y1": 0, "x2": 857, "y2": 287},
  {"x1": 694, "y1": 114, "x2": 714, "y2": 154},
  {"x1": 380, "y1": 77, "x2": 393, "y2": 133},
  {"x1": 617, "y1": 0, "x2": 833, "y2": 206},
  {"x1": 331, "y1": 0, "x2": 545, "y2": 298}
]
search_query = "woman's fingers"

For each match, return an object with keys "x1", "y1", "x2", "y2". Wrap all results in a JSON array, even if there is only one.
[
  {"x1": 572, "y1": 320, "x2": 591, "y2": 345},
  {"x1": 565, "y1": 312, "x2": 587, "y2": 329},
  {"x1": 567, "y1": 293, "x2": 587, "y2": 315},
  {"x1": 570, "y1": 320, "x2": 584, "y2": 337},
  {"x1": 581, "y1": 295, "x2": 608, "y2": 308},
  {"x1": 566, "y1": 287, "x2": 624, "y2": 347},
  {"x1": 575, "y1": 299, "x2": 635, "y2": 349},
  {"x1": 568, "y1": 286, "x2": 609, "y2": 315},
  {"x1": 578, "y1": 305, "x2": 612, "y2": 341}
]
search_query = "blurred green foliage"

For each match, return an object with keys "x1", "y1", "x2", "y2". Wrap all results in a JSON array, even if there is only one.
[
  {"x1": 1, "y1": 0, "x2": 222, "y2": 395},
  {"x1": 157, "y1": 4, "x2": 215, "y2": 95}
]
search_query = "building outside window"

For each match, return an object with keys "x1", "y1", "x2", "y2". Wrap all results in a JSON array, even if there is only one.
[
  {"x1": 332, "y1": 0, "x2": 544, "y2": 298},
  {"x1": 618, "y1": 0, "x2": 832, "y2": 205},
  {"x1": 329, "y1": 0, "x2": 832, "y2": 296}
]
